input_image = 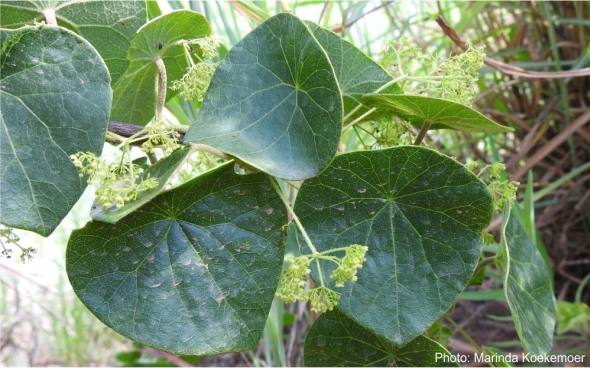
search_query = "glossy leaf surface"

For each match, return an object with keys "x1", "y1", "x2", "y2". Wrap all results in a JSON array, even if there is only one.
[
  {"x1": 497, "y1": 206, "x2": 556, "y2": 355},
  {"x1": 362, "y1": 94, "x2": 513, "y2": 133},
  {"x1": 0, "y1": 26, "x2": 111, "y2": 236},
  {"x1": 90, "y1": 147, "x2": 194, "y2": 223},
  {"x1": 294, "y1": 146, "x2": 492, "y2": 345},
  {"x1": 67, "y1": 163, "x2": 287, "y2": 354},
  {"x1": 185, "y1": 13, "x2": 342, "y2": 180},
  {"x1": 0, "y1": 0, "x2": 146, "y2": 84},
  {"x1": 305, "y1": 22, "x2": 402, "y2": 122},
  {"x1": 304, "y1": 309, "x2": 458, "y2": 367},
  {"x1": 111, "y1": 10, "x2": 211, "y2": 125}
]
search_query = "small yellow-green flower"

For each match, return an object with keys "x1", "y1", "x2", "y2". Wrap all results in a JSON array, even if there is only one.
[
  {"x1": 330, "y1": 244, "x2": 368, "y2": 287},
  {"x1": 275, "y1": 256, "x2": 311, "y2": 304}
]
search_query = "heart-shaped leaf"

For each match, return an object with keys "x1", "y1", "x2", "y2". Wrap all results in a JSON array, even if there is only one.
[
  {"x1": 304, "y1": 309, "x2": 458, "y2": 367},
  {"x1": 90, "y1": 146, "x2": 194, "y2": 224},
  {"x1": 66, "y1": 162, "x2": 287, "y2": 354},
  {"x1": 362, "y1": 94, "x2": 513, "y2": 133},
  {"x1": 294, "y1": 146, "x2": 492, "y2": 345},
  {"x1": 305, "y1": 22, "x2": 402, "y2": 122},
  {"x1": 1, "y1": 26, "x2": 111, "y2": 236},
  {"x1": 0, "y1": 1, "x2": 146, "y2": 84},
  {"x1": 110, "y1": 10, "x2": 211, "y2": 126},
  {"x1": 184, "y1": 13, "x2": 342, "y2": 180},
  {"x1": 497, "y1": 206, "x2": 556, "y2": 355}
]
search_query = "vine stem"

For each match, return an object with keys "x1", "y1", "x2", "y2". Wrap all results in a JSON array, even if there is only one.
[
  {"x1": 268, "y1": 176, "x2": 319, "y2": 255},
  {"x1": 190, "y1": 143, "x2": 233, "y2": 161},
  {"x1": 444, "y1": 315, "x2": 487, "y2": 358},
  {"x1": 154, "y1": 56, "x2": 167, "y2": 121},
  {"x1": 413, "y1": 121, "x2": 431, "y2": 145}
]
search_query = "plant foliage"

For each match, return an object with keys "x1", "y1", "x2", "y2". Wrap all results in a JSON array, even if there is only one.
[{"x1": 0, "y1": 3, "x2": 556, "y2": 364}]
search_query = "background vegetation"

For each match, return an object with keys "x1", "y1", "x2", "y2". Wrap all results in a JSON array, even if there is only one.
[{"x1": 1, "y1": 0, "x2": 588, "y2": 366}]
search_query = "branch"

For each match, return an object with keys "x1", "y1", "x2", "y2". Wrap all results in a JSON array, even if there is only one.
[
  {"x1": 434, "y1": 15, "x2": 590, "y2": 79},
  {"x1": 108, "y1": 121, "x2": 185, "y2": 145}
]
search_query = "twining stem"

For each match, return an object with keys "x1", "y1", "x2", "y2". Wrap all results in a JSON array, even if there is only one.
[
  {"x1": 445, "y1": 315, "x2": 486, "y2": 357},
  {"x1": 154, "y1": 56, "x2": 167, "y2": 121},
  {"x1": 413, "y1": 121, "x2": 431, "y2": 145},
  {"x1": 268, "y1": 177, "x2": 319, "y2": 255},
  {"x1": 473, "y1": 256, "x2": 496, "y2": 276}
]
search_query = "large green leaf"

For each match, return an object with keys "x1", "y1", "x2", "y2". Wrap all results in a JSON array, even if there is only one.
[
  {"x1": 184, "y1": 13, "x2": 342, "y2": 180},
  {"x1": 362, "y1": 94, "x2": 513, "y2": 133},
  {"x1": 305, "y1": 22, "x2": 402, "y2": 122},
  {"x1": 294, "y1": 146, "x2": 492, "y2": 346},
  {"x1": 110, "y1": 10, "x2": 211, "y2": 126},
  {"x1": 1, "y1": 26, "x2": 111, "y2": 236},
  {"x1": 0, "y1": 1, "x2": 146, "y2": 84},
  {"x1": 90, "y1": 147, "x2": 194, "y2": 224},
  {"x1": 66, "y1": 162, "x2": 287, "y2": 354},
  {"x1": 304, "y1": 309, "x2": 459, "y2": 367},
  {"x1": 497, "y1": 206, "x2": 556, "y2": 355}
]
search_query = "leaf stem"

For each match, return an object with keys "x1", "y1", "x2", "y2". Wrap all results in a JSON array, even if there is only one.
[
  {"x1": 283, "y1": 179, "x2": 301, "y2": 190},
  {"x1": 154, "y1": 55, "x2": 167, "y2": 121},
  {"x1": 341, "y1": 76, "x2": 407, "y2": 131},
  {"x1": 161, "y1": 145, "x2": 197, "y2": 189},
  {"x1": 43, "y1": 9, "x2": 57, "y2": 26},
  {"x1": 342, "y1": 108, "x2": 377, "y2": 132},
  {"x1": 190, "y1": 143, "x2": 233, "y2": 161},
  {"x1": 268, "y1": 177, "x2": 319, "y2": 255},
  {"x1": 413, "y1": 121, "x2": 431, "y2": 145}
]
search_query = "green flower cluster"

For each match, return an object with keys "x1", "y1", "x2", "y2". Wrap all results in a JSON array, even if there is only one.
[
  {"x1": 275, "y1": 244, "x2": 369, "y2": 312},
  {"x1": 0, "y1": 226, "x2": 37, "y2": 263},
  {"x1": 70, "y1": 152, "x2": 158, "y2": 209},
  {"x1": 369, "y1": 117, "x2": 413, "y2": 148},
  {"x1": 330, "y1": 244, "x2": 369, "y2": 287},
  {"x1": 307, "y1": 287, "x2": 340, "y2": 313},
  {"x1": 467, "y1": 161, "x2": 519, "y2": 213},
  {"x1": 141, "y1": 119, "x2": 181, "y2": 154},
  {"x1": 275, "y1": 256, "x2": 311, "y2": 303},
  {"x1": 487, "y1": 163, "x2": 519, "y2": 212},
  {"x1": 381, "y1": 38, "x2": 485, "y2": 106},
  {"x1": 171, "y1": 35, "x2": 221, "y2": 102},
  {"x1": 171, "y1": 62, "x2": 216, "y2": 102}
]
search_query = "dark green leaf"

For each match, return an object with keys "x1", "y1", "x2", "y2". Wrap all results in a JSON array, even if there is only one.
[
  {"x1": 362, "y1": 94, "x2": 513, "y2": 133},
  {"x1": 111, "y1": 10, "x2": 211, "y2": 125},
  {"x1": 0, "y1": 1, "x2": 146, "y2": 84},
  {"x1": 66, "y1": 163, "x2": 287, "y2": 354},
  {"x1": 184, "y1": 13, "x2": 342, "y2": 180},
  {"x1": 497, "y1": 206, "x2": 556, "y2": 355},
  {"x1": 304, "y1": 309, "x2": 459, "y2": 367},
  {"x1": 294, "y1": 146, "x2": 492, "y2": 345},
  {"x1": 90, "y1": 147, "x2": 194, "y2": 223},
  {"x1": 1, "y1": 26, "x2": 111, "y2": 236},
  {"x1": 305, "y1": 22, "x2": 402, "y2": 122}
]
